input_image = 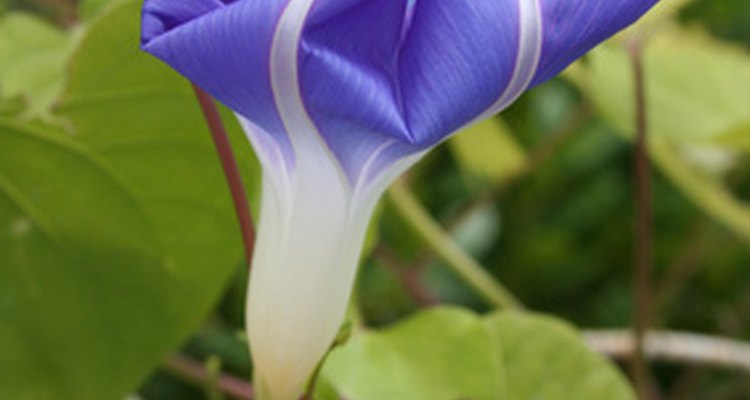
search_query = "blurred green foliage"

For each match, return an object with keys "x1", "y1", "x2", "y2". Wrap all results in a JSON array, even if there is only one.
[
  {"x1": 682, "y1": 0, "x2": 750, "y2": 48},
  {"x1": 1, "y1": 0, "x2": 750, "y2": 399}
]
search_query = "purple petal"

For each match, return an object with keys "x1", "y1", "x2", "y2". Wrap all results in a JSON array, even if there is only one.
[
  {"x1": 397, "y1": 0, "x2": 522, "y2": 145},
  {"x1": 531, "y1": 0, "x2": 661, "y2": 86},
  {"x1": 299, "y1": 0, "x2": 413, "y2": 184},
  {"x1": 298, "y1": 0, "x2": 526, "y2": 184},
  {"x1": 141, "y1": 0, "x2": 659, "y2": 187},
  {"x1": 141, "y1": 0, "x2": 224, "y2": 45},
  {"x1": 142, "y1": 0, "x2": 295, "y2": 172}
]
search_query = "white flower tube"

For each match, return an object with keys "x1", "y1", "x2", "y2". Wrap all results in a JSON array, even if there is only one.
[{"x1": 242, "y1": 121, "x2": 421, "y2": 400}]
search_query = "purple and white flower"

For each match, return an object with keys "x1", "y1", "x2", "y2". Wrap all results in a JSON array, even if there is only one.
[{"x1": 141, "y1": 1, "x2": 659, "y2": 398}]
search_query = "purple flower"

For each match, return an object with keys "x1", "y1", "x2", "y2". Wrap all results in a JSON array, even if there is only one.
[{"x1": 141, "y1": 1, "x2": 658, "y2": 399}]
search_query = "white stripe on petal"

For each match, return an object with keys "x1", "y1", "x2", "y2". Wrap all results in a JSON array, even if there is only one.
[
  {"x1": 482, "y1": 0, "x2": 543, "y2": 118},
  {"x1": 269, "y1": 0, "x2": 345, "y2": 181},
  {"x1": 446, "y1": 0, "x2": 543, "y2": 148}
]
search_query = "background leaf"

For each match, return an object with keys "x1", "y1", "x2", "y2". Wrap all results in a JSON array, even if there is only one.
[
  {"x1": 0, "y1": 0, "x2": 260, "y2": 398},
  {"x1": 322, "y1": 307, "x2": 507, "y2": 400},
  {"x1": 449, "y1": 118, "x2": 528, "y2": 184},
  {"x1": 0, "y1": 118, "x2": 166, "y2": 399},
  {"x1": 568, "y1": 30, "x2": 750, "y2": 145},
  {"x1": 486, "y1": 311, "x2": 636, "y2": 400},
  {"x1": 0, "y1": 12, "x2": 75, "y2": 117}
]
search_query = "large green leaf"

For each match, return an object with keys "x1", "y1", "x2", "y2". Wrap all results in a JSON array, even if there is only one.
[
  {"x1": 0, "y1": 0, "x2": 259, "y2": 398},
  {"x1": 0, "y1": 12, "x2": 76, "y2": 117},
  {"x1": 322, "y1": 308, "x2": 632, "y2": 400},
  {"x1": 0, "y1": 118, "x2": 167, "y2": 399},
  {"x1": 486, "y1": 312, "x2": 635, "y2": 400},
  {"x1": 323, "y1": 307, "x2": 507, "y2": 400}
]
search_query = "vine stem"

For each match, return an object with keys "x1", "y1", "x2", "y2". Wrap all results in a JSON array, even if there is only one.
[
  {"x1": 585, "y1": 330, "x2": 750, "y2": 373},
  {"x1": 373, "y1": 243, "x2": 441, "y2": 307},
  {"x1": 388, "y1": 180, "x2": 523, "y2": 310},
  {"x1": 192, "y1": 84, "x2": 256, "y2": 264},
  {"x1": 165, "y1": 354, "x2": 255, "y2": 400},
  {"x1": 629, "y1": 41, "x2": 654, "y2": 399}
]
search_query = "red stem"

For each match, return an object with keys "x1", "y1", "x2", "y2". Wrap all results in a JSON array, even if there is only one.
[
  {"x1": 373, "y1": 244, "x2": 440, "y2": 307},
  {"x1": 192, "y1": 84, "x2": 256, "y2": 265},
  {"x1": 166, "y1": 354, "x2": 255, "y2": 400}
]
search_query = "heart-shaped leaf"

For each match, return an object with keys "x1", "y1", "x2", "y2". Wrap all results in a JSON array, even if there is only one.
[
  {"x1": 486, "y1": 311, "x2": 635, "y2": 400},
  {"x1": 0, "y1": 0, "x2": 259, "y2": 398},
  {"x1": 323, "y1": 307, "x2": 507, "y2": 400}
]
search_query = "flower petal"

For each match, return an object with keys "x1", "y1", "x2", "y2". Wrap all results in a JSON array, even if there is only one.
[
  {"x1": 142, "y1": 0, "x2": 296, "y2": 173},
  {"x1": 296, "y1": 0, "x2": 543, "y2": 186},
  {"x1": 398, "y1": 0, "x2": 527, "y2": 144},
  {"x1": 532, "y1": 0, "x2": 660, "y2": 85},
  {"x1": 142, "y1": 0, "x2": 659, "y2": 188},
  {"x1": 141, "y1": 0, "x2": 224, "y2": 45},
  {"x1": 296, "y1": 0, "x2": 538, "y2": 186},
  {"x1": 299, "y1": 0, "x2": 414, "y2": 185}
]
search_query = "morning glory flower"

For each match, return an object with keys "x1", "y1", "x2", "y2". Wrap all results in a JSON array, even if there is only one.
[{"x1": 141, "y1": 1, "x2": 658, "y2": 399}]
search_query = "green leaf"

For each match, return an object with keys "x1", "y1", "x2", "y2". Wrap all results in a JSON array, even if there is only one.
[
  {"x1": 620, "y1": 0, "x2": 694, "y2": 38},
  {"x1": 568, "y1": 29, "x2": 750, "y2": 144},
  {"x1": 0, "y1": 96, "x2": 25, "y2": 117},
  {"x1": 450, "y1": 118, "x2": 527, "y2": 183},
  {"x1": 0, "y1": 119, "x2": 167, "y2": 400},
  {"x1": 312, "y1": 376, "x2": 341, "y2": 400},
  {"x1": 715, "y1": 122, "x2": 750, "y2": 152},
  {"x1": 0, "y1": 12, "x2": 76, "y2": 117},
  {"x1": 0, "y1": 1, "x2": 260, "y2": 399},
  {"x1": 485, "y1": 311, "x2": 635, "y2": 400},
  {"x1": 323, "y1": 307, "x2": 507, "y2": 400}
]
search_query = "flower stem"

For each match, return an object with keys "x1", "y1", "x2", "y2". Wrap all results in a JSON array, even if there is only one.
[
  {"x1": 164, "y1": 354, "x2": 255, "y2": 400},
  {"x1": 584, "y1": 329, "x2": 750, "y2": 373},
  {"x1": 192, "y1": 84, "x2": 256, "y2": 264},
  {"x1": 628, "y1": 41, "x2": 654, "y2": 399},
  {"x1": 373, "y1": 243, "x2": 441, "y2": 307},
  {"x1": 387, "y1": 180, "x2": 523, "y2": 310}
]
